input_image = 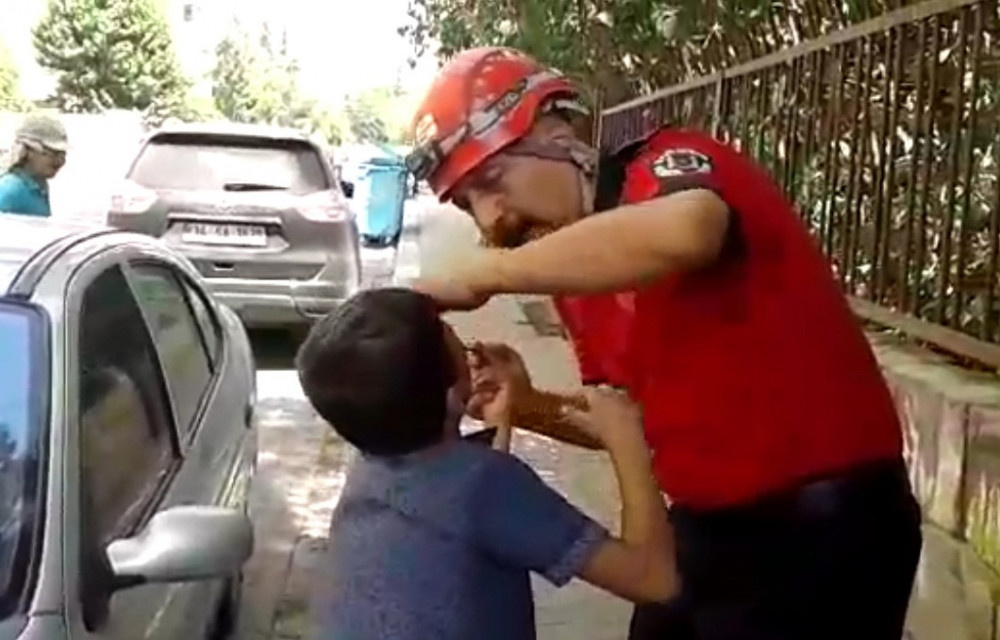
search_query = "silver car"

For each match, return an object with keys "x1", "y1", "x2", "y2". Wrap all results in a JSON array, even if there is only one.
[
  {"x1": 0, "y1": 215, "x2": 258, "y2": 640},
  {"x1": 108, "y1": 122, "x2": 361, "y2": 333}
]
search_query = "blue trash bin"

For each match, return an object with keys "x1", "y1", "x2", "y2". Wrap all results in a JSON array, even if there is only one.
[{"x1": 354, "y1": 156, "x2": 408, "y2": 247}]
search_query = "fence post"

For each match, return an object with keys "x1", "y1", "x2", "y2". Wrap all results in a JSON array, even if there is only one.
[
  {"x1": 711, "y1": 72, "x2": 726, "y2": 138},
  {"x1": 591, "y1": 87, "x2": 604, "y2": 149}
]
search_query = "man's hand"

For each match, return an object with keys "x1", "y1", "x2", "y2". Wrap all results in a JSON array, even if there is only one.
[
  {"x1": 467, "y1": 342, "x2": 534, "y2": 421},
  {"x1": 412, "y1": 276, "x2": 492, "y2": 311},
  {"x1": 411, "y1": 251, "x2": 503, "y2": 311},
  {"x1": 465, "y1": 342, "x2": 603, "y2": 450},
  {"x1": 562, "y1": 386, "x2": 645, "y2": 451}
]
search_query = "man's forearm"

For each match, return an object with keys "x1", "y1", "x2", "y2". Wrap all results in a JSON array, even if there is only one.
[
  {"x1": 474, "y1": 191, "x2": 729, "y2": 297},
  {"x1": 510, "y1": 389, "x2": 603, "y2": 450}
]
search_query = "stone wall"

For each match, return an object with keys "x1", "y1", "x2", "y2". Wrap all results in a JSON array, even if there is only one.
[
  {"x1": 873, "y1": 335, "x2": 1000, "y2": 551},
  {"x1": 871, "y1": 333, "x2": 1000, "y2": 636}
]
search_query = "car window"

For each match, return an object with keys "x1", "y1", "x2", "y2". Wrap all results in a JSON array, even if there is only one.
[
  {"x1": 183, "y1": 279, "x2": 221, "y2": 369},
  {"x1": 78, "y1": 266, "x2": 176, "y2": 544},
  {"x1": 77, "y1": 266, "x2": 177, "y2": 630},
  {"x1": 0, "y1": 302, "x2": 46, "y2": 620},
  {"x1": 128, "y1": 134, "x2": 329, "y2": 195},
  {"x1": 128, "y1": 264, "x2": 214, "y2": 436}
]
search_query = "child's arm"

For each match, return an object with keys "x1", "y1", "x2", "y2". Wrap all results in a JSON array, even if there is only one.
[
  {"x1": 490, "y1": 419, "x2": 512, "y2": 453},
  {"x1": 565, "y1": 394, "x2": 675, "y2": 603},
  {"x1": 472, "y1": 358, "x2": 515, "y2": 453},
  {"x1": 470, "y1": 388, "x2": 676, "y2": 604}
]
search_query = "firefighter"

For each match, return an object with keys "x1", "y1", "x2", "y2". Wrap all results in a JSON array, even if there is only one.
[{"x1": 406, "y1": 46, "x2": 921, "y2": 640}]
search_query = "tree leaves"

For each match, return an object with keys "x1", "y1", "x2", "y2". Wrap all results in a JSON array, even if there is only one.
[
  {"x1": 0, "y1": 39, "x2": 25, "y2": 111},
  {"x1": 209, "y1": 27, "x2": 349, "y2": 145},
  {"x1": 211, "y1": 33, "x2": 262, "y2": 124},
  {"x1": 342, "y1": 85, "x2": 414, "y2": 145},
  {"x1": 32, "y1": 0, "x2": 189, "y2": 122},
  {"x1": 399, "y1": 0, "x2": 928, "y2": 106}
]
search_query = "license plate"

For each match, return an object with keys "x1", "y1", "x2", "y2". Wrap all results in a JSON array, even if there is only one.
[{"x1": 181, "y1": 223, "x2": 267, "y2": 247}]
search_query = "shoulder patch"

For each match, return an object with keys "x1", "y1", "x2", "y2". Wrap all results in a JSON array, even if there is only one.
[{"x1": 650, "y1": 148, "x2": 712, "y2": 178}]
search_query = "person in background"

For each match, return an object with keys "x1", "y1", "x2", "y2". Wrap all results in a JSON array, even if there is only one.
[
  {"x1": 406, "y1": 46, "x2": 922, "y2": 640},
  {"x1": 0, "y1": 114, "x2": 68, "y2": 217},
  {"x1": 297, "y1": 288, "x2": 677, "y2": 640}
]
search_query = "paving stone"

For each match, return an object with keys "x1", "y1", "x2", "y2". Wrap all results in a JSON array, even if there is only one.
[{"x1": 907, "y1": 526, "x2": 1000, "y2": 640}]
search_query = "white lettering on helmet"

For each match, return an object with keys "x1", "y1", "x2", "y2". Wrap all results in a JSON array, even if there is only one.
[{"x1": 415, "y1": 114, "x2": 439, "y2": 146}]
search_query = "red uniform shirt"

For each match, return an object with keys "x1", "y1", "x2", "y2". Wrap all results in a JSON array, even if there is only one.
[{"x1": 554, "y1": 128, "x2": 902, "y2": 509}]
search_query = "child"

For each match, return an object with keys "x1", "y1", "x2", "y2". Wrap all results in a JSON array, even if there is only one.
[{"x1": 297, "y1": 288, "x2": 675, "y2": 640}]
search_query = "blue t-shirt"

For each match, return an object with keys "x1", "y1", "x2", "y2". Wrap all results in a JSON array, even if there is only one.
[
  {"x1": 312, "y1": 439, "x2": 608, "y2": 640},
  {"x1": 0, "y1": 170, "x2": 51, "y2": 217}
]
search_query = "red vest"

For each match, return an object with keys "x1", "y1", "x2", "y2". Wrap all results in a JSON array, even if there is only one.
[{"x1": 554, "y1": 129, "x2": 902, "y2": 509}]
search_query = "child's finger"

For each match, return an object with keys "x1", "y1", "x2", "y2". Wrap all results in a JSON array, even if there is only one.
[
  {"x1": 472, "y1": 374, "x2": 499, "y2": 392},
  {"x1": 466, "y1": 345, "x2": 485, "y2": 367}
]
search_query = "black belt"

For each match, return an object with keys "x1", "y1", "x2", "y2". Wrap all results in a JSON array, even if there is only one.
[{"x1": 671, "y1": 458, "x2": 912, "y2": 527}]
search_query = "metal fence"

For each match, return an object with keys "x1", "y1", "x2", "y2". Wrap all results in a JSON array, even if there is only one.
[{"x1": 599, "y1": 0, "x2": 1000, "y2": 369}]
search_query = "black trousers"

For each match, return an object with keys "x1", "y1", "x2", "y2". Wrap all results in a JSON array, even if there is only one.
[{"x1": 629, "y1": 459, "x2": 922, "y2": 640}]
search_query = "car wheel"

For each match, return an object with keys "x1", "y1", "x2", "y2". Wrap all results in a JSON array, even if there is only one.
[{"x1": 208, "y1": 572, "x2": 243, "y2": 640}]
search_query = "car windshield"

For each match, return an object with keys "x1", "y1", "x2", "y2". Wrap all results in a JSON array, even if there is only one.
[
  {"x1": 128, "y1": 134, "x2": 330, "y2": 196},
  {"x1": 0, "y1": 302, "x2": 46, "y2": 618}
]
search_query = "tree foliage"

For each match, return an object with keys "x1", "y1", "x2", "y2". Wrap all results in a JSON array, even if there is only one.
[
  {"x1": 211, "y1": 35, "x2": 259, "y2": 123},
  {"x1": 341, "y1": 85, "x2": 414, "y2": 145},
  {"x1": 210, "y1": 26, "x2": 347, "y2": 145},
  {"x1": 0, "y1": 40, "x2": 25, "y2": 112},
  {"x1": 33, "y1": 0, "x2": 190, "y2": 121},
  {"x1": 400, "y1": 0, "x2": 933, "y2": 107}
]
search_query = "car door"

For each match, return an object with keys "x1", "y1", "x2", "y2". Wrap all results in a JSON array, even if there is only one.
[
  {"x1": 64, "y1": 255, "x2": 248, "y2": 640},
  {"x1": 124, "y1": 257, "x2": 256, "y2": 637},
  {"x1": 63, "y1": 261, "x2": 189, "y2": 640}
]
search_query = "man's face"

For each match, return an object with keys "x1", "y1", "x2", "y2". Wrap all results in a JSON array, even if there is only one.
[
  {"x1": 25, "y1": 145, "x2": 66, "y2": 179},
  {"x1": 454, "y1": 119, "x2": 589, "y2": 248}
]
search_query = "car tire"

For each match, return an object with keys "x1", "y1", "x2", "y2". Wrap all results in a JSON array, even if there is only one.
[{"x1": 208, "y1": 571, "x2": 244, "y2": 640}]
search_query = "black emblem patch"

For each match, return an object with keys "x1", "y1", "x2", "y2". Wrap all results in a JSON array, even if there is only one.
[{"x1": 651, "y1": 148, "x2": 712, "y2": 178}]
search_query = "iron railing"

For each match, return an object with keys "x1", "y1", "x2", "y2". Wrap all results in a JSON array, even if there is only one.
[{"x1": 600, "y1": 0, "x2": 1000, "y2": 369}]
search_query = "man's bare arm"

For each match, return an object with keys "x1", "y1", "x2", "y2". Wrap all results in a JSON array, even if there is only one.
[
  {"x1": 467, "y1": 190, "x2": 730, "y2": 298},
  {"x1": 510, "y1": 389, "x2": 603, "y2": 450}
]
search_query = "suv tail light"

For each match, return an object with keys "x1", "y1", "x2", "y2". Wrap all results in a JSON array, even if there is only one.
[
  {"x1": 300, "y1": 191, "x2": 349, "y2": 223},
  {"x1": 110, "y1": 180, "x2": 157, "y2": 214}
]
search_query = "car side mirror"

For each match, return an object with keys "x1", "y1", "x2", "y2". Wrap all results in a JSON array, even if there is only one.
[
  {"x1": 340, "y1": 180, "x2": 354, "y2": 199},
  {"x1": 106, "y1": 505, "x2": 253, "y2": 589}
]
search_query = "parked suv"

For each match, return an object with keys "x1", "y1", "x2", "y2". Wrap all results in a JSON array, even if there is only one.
[{"x1": 108, "y1": 122, "x2": 361, "y2": 332}]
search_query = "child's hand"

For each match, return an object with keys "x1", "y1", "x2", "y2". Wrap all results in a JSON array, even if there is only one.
[
  {"x1": 561, "y1": 386, "x2": 644, "y2": 449},
  {"x1": 472, "y1": 363, "x2": 514, "y2": 428},
  {"x1": 471, "y1": 367, "x2": 514, "y2": 452}
]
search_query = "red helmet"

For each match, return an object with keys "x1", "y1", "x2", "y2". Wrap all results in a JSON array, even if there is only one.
[{"x1": 406, "y1": 47, "x2": 588, "y2": 200}]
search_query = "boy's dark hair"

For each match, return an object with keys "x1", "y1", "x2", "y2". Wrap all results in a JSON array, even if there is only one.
[{"x1": 295, "y1": 288, "x2": 456, "y2": 456}]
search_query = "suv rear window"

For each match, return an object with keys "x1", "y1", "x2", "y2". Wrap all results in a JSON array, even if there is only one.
[{"x1": 128, "y1": 134, "x2": 330, "y2": 195}]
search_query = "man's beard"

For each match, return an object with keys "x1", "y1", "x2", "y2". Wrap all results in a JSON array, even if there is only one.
[
  {"x1": 478, "y1": 169, "x2": 597, "y2": 249},
  {"x1": 480, "y1": 213, "x2": 559, "y2": 248}
]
